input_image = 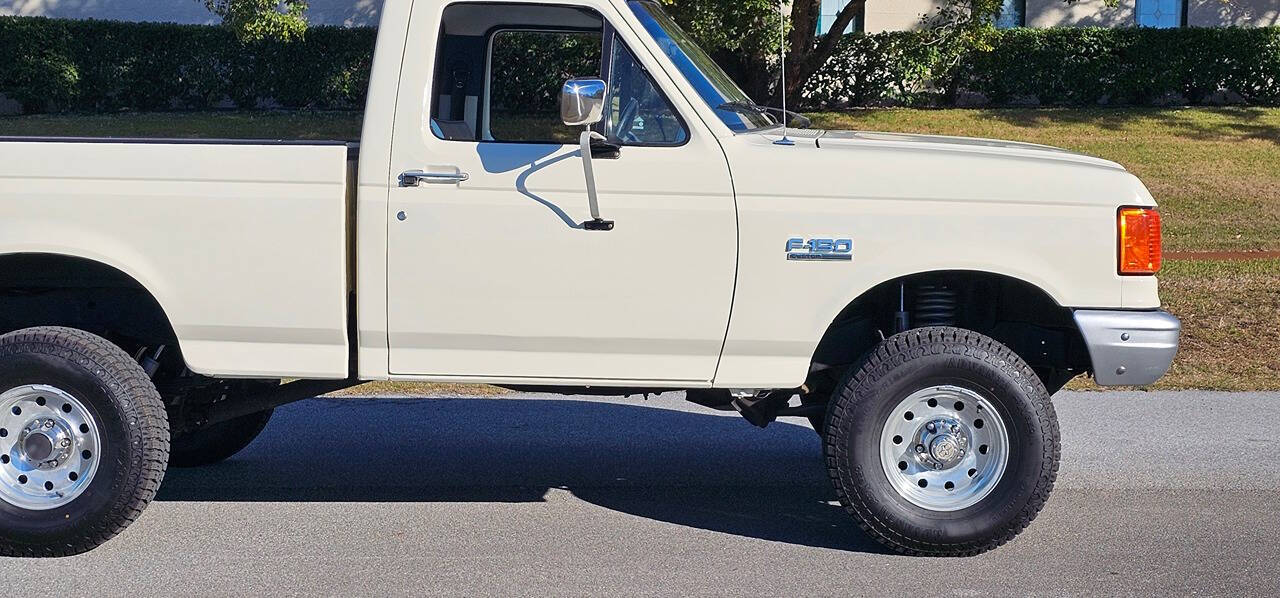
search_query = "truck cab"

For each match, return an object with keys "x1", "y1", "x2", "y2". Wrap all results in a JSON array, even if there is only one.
[
  {"x1": 0, "y1": 0, "x2": 1178, "y2": 557},
  {"x1": 369, "y1": 0, "x2": 739, "y2": 384}
]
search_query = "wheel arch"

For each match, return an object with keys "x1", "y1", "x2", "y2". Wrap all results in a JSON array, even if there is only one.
[
  {"x1": 0, "y1": 252, "x2": 183, "y2": 360},
  {"x1": 808, "y1": 269, "x2": 1091, "y2": 395}
]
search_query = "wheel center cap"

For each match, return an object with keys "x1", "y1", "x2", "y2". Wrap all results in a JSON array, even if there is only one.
[
  {"x1": 929, "y1": 434, "x2": 965, "y2": 468},
  {"x1": 23, "y1": 432, "x2": 54, "y2": 462}
]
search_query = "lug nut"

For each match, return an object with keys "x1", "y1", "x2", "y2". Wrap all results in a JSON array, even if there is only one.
[
  {"x1": 43, "y1": 420, "x2": 55, "y2": 430},
  {"x1": 951, "y1": 425, "x2": 959, "y2": 433},
  {"x1": 60, "y1": 438, "x2": 71, "y2": 448},
  {"x1": 916, "y1": 445, "x2": 926, "y2": 453},
  {"x1": 926, "y1": 422, "x2": 936, "y2": 432},
  {"x1": 50, "y1": 460, "x2": 58, "y2": 467}
]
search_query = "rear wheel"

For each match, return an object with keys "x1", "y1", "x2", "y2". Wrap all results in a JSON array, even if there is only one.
[
  {"x1": 0, "y1": 327, "x2": 169, "y2": 557},
  {"x1": 170, "y1": 407, "x2": 274, "y2": 468},
  {"x1": 168, "y1": 379, "x2": 278, "y2": 468},
  {"x1": 824, "y1": 326, "x2": 1059, "y2": 556}
]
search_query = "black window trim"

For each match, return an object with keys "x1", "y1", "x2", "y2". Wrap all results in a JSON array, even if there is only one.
[{"x1": 597, "y1": 20, "x2": 690, "y2": 148}]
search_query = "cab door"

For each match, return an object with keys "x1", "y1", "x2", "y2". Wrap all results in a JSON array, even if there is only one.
[{"x1": 385, "y1": 2, "x2": 737, "y2": 383}]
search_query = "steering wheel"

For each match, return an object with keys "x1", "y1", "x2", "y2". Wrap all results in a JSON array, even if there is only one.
[{"x1": 613, "y1": 98, "x2": 641, "y2": 143}]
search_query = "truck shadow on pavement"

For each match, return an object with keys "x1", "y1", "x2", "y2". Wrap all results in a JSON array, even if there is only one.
[{"x1": 156, "y1": 397, "x2": 890, "y2": 554}]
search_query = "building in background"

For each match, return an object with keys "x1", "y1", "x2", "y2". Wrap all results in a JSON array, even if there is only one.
[
  {"x1": 817, "y1": 0, "x2": 1277, "y2": 33},
  {"x1": 0, "y1": 0, "x2": 384, "y2": 26},
  {"x1": 2, "y1": 0, "x2": 1274, "y2": 30},
  {"x1": 1028, "y1": 0, "x2": 1278, "y2": 28}
]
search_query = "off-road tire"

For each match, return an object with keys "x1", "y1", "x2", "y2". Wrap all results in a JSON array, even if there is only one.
[
  {"x1": 0, "y1": 327, "x2": 169, "y2": 557},
  {"x1": 170, "y1": 407, "x2": 274, "y2": 468},
  {"x1": 823, "y1": 326, "x2": 1060, "y2": 556}
]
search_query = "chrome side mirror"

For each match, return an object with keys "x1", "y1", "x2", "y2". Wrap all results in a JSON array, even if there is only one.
[
  {"x1": 560, "y1": 78, "x2": 607, "y2": 127},
  {"x1": 560, "y1": 77, "x2": 613, "y2": 231}
]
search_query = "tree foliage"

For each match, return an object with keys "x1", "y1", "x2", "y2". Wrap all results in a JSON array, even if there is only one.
[
  {"x1": 657, "y1": 0, "x2": 781, "y2": 100},
  {"x1": 202, "y1": 0, "x2": 309, "y2": 41},
  {"x1": 660, "y1": 0, "x2": 1085, "y2": 105}
]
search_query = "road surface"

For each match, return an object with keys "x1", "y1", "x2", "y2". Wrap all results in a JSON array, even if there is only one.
[{"x1": 1, "y1": 391, "x2": 1277, "y2": 596}]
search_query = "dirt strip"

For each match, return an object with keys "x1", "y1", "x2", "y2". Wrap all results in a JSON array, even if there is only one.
[{"x1": 1166, "y1": 250, "x2": 1280, "y2": 261}]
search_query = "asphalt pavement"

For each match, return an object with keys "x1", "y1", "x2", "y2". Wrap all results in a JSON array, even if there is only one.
[{"x1": 1, "y1": 390, "x2": 1278, "y2": 596}]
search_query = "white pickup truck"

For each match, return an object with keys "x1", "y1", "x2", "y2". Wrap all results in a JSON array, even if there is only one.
[{"x1": 0, "y1": 0, "x2": 1179, "y2": 557}]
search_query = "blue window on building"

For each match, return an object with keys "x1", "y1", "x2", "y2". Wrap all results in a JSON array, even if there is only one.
[
  {"x1": 995, "y1": 0, "x2": 1026, "y2": 29},
  {"x1": 816, "y1": 0, "x2": 863, "y2": 35},
  {"x1": 1136, "y1": 0, "x2": 1184, "y2": 27}
]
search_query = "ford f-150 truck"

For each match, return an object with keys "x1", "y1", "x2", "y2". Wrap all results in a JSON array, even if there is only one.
[{"x1": 0, "y1": 0, "x2": 1180, "y2": 557}]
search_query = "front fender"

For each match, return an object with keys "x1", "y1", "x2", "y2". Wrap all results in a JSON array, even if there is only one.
[{"x1": 713, "y1": 135, "x2": 1148, "y2": 388}]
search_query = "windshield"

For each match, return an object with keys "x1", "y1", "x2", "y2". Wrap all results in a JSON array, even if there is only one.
[{"x1": 627, "y1": 1, "x2": 777, "y2": 132}]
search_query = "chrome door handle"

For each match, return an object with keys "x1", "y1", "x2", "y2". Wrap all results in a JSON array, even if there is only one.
[{"x1": 400, "y1": 170, "x2": 469, "y2": 187}]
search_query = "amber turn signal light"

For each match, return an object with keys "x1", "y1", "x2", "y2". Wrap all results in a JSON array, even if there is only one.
[{"x1": 1118, "y1": 207, "x2": 1162, "y2": 275}]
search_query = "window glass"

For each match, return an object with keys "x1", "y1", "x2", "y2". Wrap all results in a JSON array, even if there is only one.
[
  {"x1": 487, "y1": 30, "x2": 602, "y2": 143},
  {"x1": 1135, "y1": 0, "x2": 1183, "y2": 27},
  {"x1": 817, "y1": 0, "x2": 862, "y2": 35},
  {"x1": 605, "y1": 41, "x2": 688, "y2": 145},
  {"x1": 628, "y1": 0, "x2": 775, "y2": 132},
  {"x1": 994, "y1": 0, "x2": 1026, "y2": 29}
]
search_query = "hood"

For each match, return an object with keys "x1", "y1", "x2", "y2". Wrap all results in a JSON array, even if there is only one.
[{"x1": 766, "y1": 128, "x2": 1126, "y2": 172}]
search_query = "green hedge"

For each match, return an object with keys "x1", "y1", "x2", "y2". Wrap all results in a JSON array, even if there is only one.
[
  {"x1": 804, "y1": 26, "x2": 1280, "y2": 107},
  {"x1": 3, "y1": 16, "x2": 1279, "y2": 113},
  {"x1": 489, "y1": 30, "x2": 602, "y2": 116},
  {"x1": 0, "y1": 17, "x2": 375, "y2": 112}
]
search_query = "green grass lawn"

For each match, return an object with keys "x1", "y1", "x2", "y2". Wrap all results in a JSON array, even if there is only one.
[
  {"x1": 1154, "y1": 258, "x2": 1280, "y2": 391},
  {"x1": 2, "y1": 108, "x2": 1277, "y2": 390}
]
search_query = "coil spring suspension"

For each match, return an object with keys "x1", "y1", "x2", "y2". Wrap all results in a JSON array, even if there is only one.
[{"x1": 914, "y1": 285, "x2": 957, "y2": 327}]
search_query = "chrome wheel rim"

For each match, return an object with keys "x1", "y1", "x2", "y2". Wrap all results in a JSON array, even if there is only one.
[
  {"x1": 0, "y1": 385, "x2": 102, "y2": 510},
  {"x1": 878, "y1": 385, "x2": 1009, "y2": 512}
]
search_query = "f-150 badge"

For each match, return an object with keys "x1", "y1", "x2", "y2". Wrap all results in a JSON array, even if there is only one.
[{"x1": 786, "y1": 238, "x2": 853, "y2": 261}]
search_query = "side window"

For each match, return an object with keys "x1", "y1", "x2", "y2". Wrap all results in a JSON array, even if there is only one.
[
  {"x1": 605, "y1": 39, "x2": 688, "y2": 146},
  {"x1": 427, "y1": 4, "x2": 686, "y2": 147},
  {"x1": 486, "y1": 30, "x2": 602, "y2": 143}
]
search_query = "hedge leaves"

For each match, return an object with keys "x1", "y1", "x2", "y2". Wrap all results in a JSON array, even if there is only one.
[{"x1": 2, "y1": 17, "x2": 1277, "y2": 113}]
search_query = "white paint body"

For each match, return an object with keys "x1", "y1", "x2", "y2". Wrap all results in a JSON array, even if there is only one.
[
  {"x1": 0, "y1": 0, "x2": 1161, "y2": 389},
  {"x1": 0, "y1": 141, "x2": 352, "y2": 378}
]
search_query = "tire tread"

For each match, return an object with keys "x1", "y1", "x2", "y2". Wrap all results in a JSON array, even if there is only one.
[
  {"x1": 823, "y1": 326, "x2": 1060, "y2": 557},
  {"x1": 0, "y1": 326, "x2": 169, "y2": 558}
]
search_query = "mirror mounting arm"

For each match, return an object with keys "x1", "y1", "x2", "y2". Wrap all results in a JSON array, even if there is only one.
[
  {"x1": 579, "y1": 129, "x2": 615, "y2": 231},
  {"x1": 561, "y1": 77, "x2": 615, "y2": 231}
]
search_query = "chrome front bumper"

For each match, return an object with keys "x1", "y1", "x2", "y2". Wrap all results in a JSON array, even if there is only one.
[{"x1": 1073, "y1": 309, "x2": 1181, "y2": 386}]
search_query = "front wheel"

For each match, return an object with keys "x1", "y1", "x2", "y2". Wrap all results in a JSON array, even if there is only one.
[{"x1": 823, "y1": 327, "x2": 1060, "y2": 556}]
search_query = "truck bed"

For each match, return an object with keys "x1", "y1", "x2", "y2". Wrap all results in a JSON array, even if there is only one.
[{"x1": 0, "y1": 136, "x2": 355, "y2": 379}]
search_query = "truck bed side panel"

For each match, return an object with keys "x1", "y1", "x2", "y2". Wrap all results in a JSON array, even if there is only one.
[{"x1": 0, "y1": 140, "x2": 351, "y2": 379}]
